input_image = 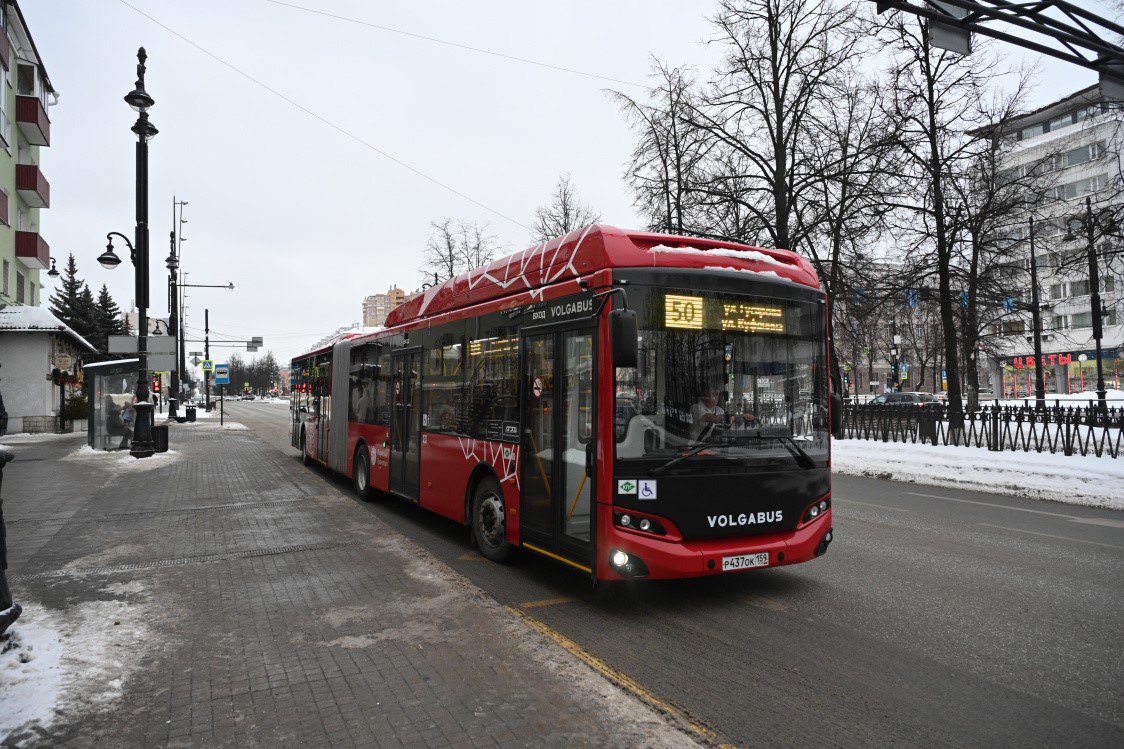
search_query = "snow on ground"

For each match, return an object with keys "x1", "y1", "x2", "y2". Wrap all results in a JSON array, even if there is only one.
[
  {"x1": 832, "y1": 438, "x2": 1124, "y2": 510},
  {"x1": 61, "y1": 445, "x2": 182, "y2": 471},
  {"x1": 0, "y1": 594, "x2": 154, "y2": 744},
  {"x1": 0, "y1": 432, "x2": 82, "y2": 444}
]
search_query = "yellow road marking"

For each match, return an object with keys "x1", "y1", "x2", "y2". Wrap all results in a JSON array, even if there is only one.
[
  {"x1": 507, "y1": 606, "x2": 735, "y2": 748},
  {"x1": 518, "y1": 596, "x2": 579, "y2": 610},
  {"x1": 522, "y1": 543, "x2": 592, "y2": 574}
]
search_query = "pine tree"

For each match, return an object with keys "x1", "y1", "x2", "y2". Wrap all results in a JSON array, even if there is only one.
[
  {"x1": 90, "y1": 284, "x2": 125, "y2": 356},
  {"x1": 47, "y1": 254, "x2": 82, "y2": 322},
  {"x1": 72, "y1": 284, "x2": 98, "y2": 347}
]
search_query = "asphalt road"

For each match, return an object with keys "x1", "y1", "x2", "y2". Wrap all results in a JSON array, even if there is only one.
[{"x1": 220, "y1": 400, "x2": 1124, "y2": 747}]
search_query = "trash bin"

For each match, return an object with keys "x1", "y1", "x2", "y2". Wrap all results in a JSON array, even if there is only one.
[
  {"x1": 152, "y1": 424, "x2": 169, "y2": 453},
  {"x1": 185, "y1": 405, "x2": 196, "y2": 423}
]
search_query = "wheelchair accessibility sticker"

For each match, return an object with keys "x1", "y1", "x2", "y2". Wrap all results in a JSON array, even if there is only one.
[{"x1": 638, "y1": 480, "x2": 657, "y2": 500}]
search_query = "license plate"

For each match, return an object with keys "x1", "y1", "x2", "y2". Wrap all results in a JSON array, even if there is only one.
[{"x1": 721, "y1": 552, "x2": 770, "y2": 572}]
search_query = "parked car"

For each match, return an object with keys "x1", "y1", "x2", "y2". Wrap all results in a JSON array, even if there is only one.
[
  {"x1": 870, "y1": 392, "x2": 941, "y2": 407},
  {"x1": 241, "y1": 394, "x2": 256, "y2": 401}
]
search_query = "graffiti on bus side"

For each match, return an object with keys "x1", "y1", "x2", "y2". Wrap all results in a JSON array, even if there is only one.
[{"x1": 458, "y1": 438, "x2": 520, "y2": 489}]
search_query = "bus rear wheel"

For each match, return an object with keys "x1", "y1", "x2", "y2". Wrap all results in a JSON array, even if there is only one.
[
  {"x1": 354, "y1": 447, "x2": 376, "y2": 502},
  {"x1": 473, "y1": 478, "x2": 511, "y2": 563}
]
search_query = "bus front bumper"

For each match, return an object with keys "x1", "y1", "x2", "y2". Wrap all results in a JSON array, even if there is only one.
[{"x1": 599, "y1": 509, "x2": 833, "y2": 580}]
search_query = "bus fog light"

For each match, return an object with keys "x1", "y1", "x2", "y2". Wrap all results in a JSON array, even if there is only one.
[
  {"x1": 639, "y1": 519, "x2": 651, "y2": 531},
  {"x1": 620, "y1": 514, "x2": 631, "y2": 527},
  {"x1": 809, "y1": 505, "x2": 819, "y2": 518},
  {"x1": 611, "y1": 550, "x2": 629, "y2": 568},
  {"x1": 818, "y1": 500, "x2": 828, "y2": 512}
]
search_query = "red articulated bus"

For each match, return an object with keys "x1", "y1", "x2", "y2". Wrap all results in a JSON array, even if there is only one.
[{"x1": 291, "y1": 225, "x2": 836, "y2": 581}]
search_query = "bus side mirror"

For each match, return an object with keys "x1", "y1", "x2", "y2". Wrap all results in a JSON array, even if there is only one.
[
  {"x1": 831, "y1": 393, "x2": 843, "y2": 438},
  {"x1": 609, "y1": 308, "x2": 638, "y2": 368}
]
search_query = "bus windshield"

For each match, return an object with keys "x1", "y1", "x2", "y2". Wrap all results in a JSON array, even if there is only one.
[{"x1": 614, "y1": 287, "x2": 828, "y2": 473}]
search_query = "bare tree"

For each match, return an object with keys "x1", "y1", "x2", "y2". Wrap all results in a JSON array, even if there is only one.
[
  {"x1": 420, "y1": 219, "x2": 502, "y2": 286},
  {"x1": 610, "y1": 61, "x2": 711, "y2": 235},
  {"x1": 881, "y1": 15, "x2": 1007, "y2": 426},
  {"x1": 531, "y1": 174, "x2": 601, "y2": 243},
  {"x1": 685, "y1": 0, "x2": 865, "y2": 251}
]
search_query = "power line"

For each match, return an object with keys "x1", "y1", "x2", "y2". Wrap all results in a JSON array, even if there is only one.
[
  {"x1": 263, "y1": 0, "x2": 644, "y2": 89},
  {"x1": 116, "y1": 0, "x2": 532, "y2": 230}
]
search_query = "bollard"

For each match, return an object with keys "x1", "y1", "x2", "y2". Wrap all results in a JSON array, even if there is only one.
[{"x1": 0, "y1": 447, "x2": 20, "y2": 635}]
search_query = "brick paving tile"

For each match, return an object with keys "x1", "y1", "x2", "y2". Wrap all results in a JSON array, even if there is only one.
[{"x1": 0, "y1": 426, "x2": 701, "y2": 748}]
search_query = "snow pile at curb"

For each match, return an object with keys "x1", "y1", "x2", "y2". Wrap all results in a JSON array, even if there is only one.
[
  {"x1": 832, "y1": 439, "x2": 1124, "y2": 510},
  {"x1": 0, "y1": 595, "x2": 154, "y2": 743},
  {"x1": 61, "y1": 445, "x2": 182, "y2": 471}
]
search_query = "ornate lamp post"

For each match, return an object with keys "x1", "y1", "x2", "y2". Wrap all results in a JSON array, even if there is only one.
[{"x1": 99, "y1": 48, "x2": 158, "y2": 458}]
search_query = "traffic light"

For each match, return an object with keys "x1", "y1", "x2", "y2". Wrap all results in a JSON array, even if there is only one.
[{"x1": 152, "y1": 377, "x2": 162, "y2": 394}]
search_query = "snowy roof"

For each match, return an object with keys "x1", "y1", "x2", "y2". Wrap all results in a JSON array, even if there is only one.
[{"x1": 0, "y1": 305, "x2": 97, "y2": 352}]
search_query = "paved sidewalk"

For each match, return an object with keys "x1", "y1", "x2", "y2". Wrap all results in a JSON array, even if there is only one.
[{"x1": 0, "y1": 423, "x2": 700, "y2": 748}]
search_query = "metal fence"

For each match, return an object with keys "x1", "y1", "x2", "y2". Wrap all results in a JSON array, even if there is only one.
[{"x1": 841, "y1": 402, "x2": 1124, "y2": 458}]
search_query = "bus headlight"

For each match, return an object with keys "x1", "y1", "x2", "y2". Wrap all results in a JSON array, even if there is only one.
[
  {"x1": 609, "y1": 549, "x2": 649, "y2": 578},
  {"x1": 802, "y1": 498, "x2": 831, "y2": 524},
  {"x1": 613, "y1": 511, "x2": 667, "y2": 536}
]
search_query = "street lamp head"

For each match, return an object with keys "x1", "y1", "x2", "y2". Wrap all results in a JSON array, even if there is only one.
[
  {"x1": 131, "y1": 117, "x2": 158, "y2": 142},
  {"x1": 47, "y1": 257, "x2": 59, "y2": 278},
  {"x1": 165, "y1": 251, "x2": 178, "y2": 271},
  {"x1": 98, "y1": 241, "x2": 122, "y2": 270},
  {"x1": 227, "y1": 283, "x2": 235, "y2": 290},
  {"x1": 124, "y1": 47, "x2": 155, "y2": 112}
]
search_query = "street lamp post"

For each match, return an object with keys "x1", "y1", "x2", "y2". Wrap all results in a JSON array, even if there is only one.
[
  {"x1": 99, "y1": 47, "x2": 159, "y2": 458},
  {"x1": 1082, "y1": 197, "x2": 1109, "y2": 411},
  {"x1": 1028, "y1": 217, "x2": 1047, "y2": 409},
  {"x1": 166, "y1": 228, "x2": 179, "y2": 418}
]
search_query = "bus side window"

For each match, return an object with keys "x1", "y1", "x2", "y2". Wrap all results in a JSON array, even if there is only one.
[{"x1": 466, "y1": 330, "x2": 518, "y2": 440}]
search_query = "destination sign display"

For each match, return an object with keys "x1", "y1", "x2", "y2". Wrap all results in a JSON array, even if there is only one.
[{"x1": 663, "y1": 294, "x2": 786, "y2": 334}]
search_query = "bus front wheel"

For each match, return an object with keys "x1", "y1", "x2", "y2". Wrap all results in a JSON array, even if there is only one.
[
  {"x1": 354, "y1": 447, "x2": 376, "y2": 502},
  {"x1": 300, "y1": 430, "x2": 313, "y2": 466},
  {"x1": 473, "y1": 478, "x2": 511, "y2": 563}
]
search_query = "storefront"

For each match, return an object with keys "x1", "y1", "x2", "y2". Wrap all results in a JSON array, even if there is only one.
[
  {"x1": 0, "y1": 306, "x2": 96, "y2": 434},
  {"x1": 997, "y1": 348, "x2": 1122, "y2": 397}
]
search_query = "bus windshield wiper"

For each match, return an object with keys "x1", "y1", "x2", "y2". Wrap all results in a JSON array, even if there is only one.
[
  {"x1": 736, "y1": 429, "x2": 817, "y2": 469},
  {"x1": 776, "y1": 435, "x2": 816, "y2": 469},
  {"x1": 649, "y1": 442, "x2": 724, "y2": 476}
]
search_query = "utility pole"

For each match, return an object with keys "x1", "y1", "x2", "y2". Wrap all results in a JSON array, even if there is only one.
[
  {"x1": 167, "y1": 226, "x2": 179, "y2": 419},
  {"x1": 205, "y1": 308, "x2": 211, "y2": 412},
  {"x1": 1029, "y1": 217, "x2": 1046, "y2": 409}
]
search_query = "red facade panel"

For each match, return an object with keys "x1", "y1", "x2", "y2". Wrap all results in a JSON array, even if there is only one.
[
  {"x1": 15, "y1": 95, "x2": 49, "y2": 146},
  {"x1": 15, "y1": 163, "x2": 49, "y2": 208},
  {"x1": 15, "y1": 230, "x2": 49, "y2": 269}
]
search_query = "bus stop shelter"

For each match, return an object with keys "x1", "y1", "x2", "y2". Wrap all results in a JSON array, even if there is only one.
[{"x1": 84, "y1": 359, "x2": 139, "y2": 451}]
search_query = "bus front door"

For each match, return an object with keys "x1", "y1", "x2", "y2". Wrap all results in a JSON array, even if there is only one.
[
  {"x1": 520, "y1": 327, "x2": 595, "y2": 572},
  {"x1": 389, "y1": 349, "x2": 422, "y2": 501}
]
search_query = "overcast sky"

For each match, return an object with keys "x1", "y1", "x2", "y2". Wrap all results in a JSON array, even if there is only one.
[{"x1": 28, "y1": 0, "x2": 1119, "y2": 366}]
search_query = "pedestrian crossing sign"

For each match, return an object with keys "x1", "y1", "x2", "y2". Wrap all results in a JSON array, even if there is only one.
[{"x1": 202, "y1": 360, "x2": 214, "y2": 372}]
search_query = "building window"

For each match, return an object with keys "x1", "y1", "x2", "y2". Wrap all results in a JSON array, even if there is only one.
[
  {"x1": 1049, "y1": 282, "x2": 1065, "y2": 300},
  {"x1": 1071, "y1": 279, "x2": 1090, "y2": 296},
  {"x1": 0, "y1": 67, "x2": 8, "y2": 149},
  {"x1": 15, "y1": 270, "x2": 23, "y2": 303},
  {"x1": 1071, "y1": 311, "x2": 1093, "y2": 328},
  {"x1": 2, "y1": 259, "x2": 7, "y2": 297},
  {"x1": 16, "y1": 205, "x2": 24, "y2": 231},
  {"x1": 0, "y1": 189, "x2": 7, "y2": 226},
  {"x1": 1051, "y1": 315, "x2": 1068, "y2": 330}
]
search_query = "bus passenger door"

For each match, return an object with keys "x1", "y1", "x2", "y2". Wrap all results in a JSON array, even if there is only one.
[
  {"x1": 389, "y1": 349, "x2": 422, "y2": 501},
  {"x1": 520, "y1": 327, "x2": 595, "y2": 570}
]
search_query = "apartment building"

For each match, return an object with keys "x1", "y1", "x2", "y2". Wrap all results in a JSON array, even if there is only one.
[
  {"x1": 362, "y1": 285, "x2": 418, "y2": 327},
  {"x1": 0, "y1": 0, "x2": 52, "y2": 308},
  {"x1": 988, "y1": 86, "x2": 1122, "y2": 397}
]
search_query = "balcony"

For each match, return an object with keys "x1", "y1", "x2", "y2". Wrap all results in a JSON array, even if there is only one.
[
  {"x1": 15, "y1": 95, "x2": 49, "y2": 146},
  {"x1": 15, "y1": 164, "x2": 49, "y2": 208},
  {"x1": 15, "y1": 230, "x2": 49, "y2": 270}
]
